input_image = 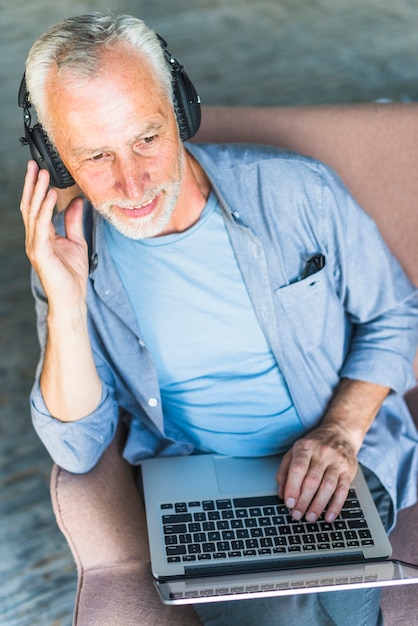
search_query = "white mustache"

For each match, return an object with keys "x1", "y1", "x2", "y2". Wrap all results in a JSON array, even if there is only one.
[{"x1": 99, "y1": 189, "x2": 161, "y2": 212}]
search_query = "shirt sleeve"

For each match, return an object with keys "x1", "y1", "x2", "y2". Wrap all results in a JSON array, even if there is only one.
[
  {"x1": 29, "y1": 268, "x2": 120, "y2": 474},
  {"x1": 320, "y1": 166, "x2": 418, "y2": 394},
  {"x1": 30, "y1": 379, "x2": 119, "y2": 473}
]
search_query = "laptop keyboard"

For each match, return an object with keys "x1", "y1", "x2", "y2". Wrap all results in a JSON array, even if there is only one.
[{"x1": 160, "y1": 491, "x2": 374, "y2": 564}]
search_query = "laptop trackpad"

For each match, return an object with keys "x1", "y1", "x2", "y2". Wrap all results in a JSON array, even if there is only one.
[{"x1": 213, "y1": 455, "x2": 280, "y2": 494}]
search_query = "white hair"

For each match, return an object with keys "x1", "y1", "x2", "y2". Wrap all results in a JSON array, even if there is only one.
[{"x1": 25, "y1": 12, "x2": 173, "y2": 130}]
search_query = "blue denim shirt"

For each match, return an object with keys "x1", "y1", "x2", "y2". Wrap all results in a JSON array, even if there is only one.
[{"x1": 30, "y1": 144, "x2": 418, "y2": 524}]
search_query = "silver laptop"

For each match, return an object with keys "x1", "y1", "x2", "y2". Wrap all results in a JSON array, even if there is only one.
[{"x1": 141, "y1": 454, "x2": 418, "y2": 604}]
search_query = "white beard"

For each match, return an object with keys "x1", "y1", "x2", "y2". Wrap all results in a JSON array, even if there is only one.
[{"x1": 94, "y1": 151, "x2": 185, "y2": 240}]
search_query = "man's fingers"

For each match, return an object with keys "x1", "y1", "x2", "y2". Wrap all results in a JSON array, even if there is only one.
[
  {"x1": 302, "y1": 468, "x2": 345, "y2": 522},
  {"x1": 278, "y1": 452, "x2": 311, "y2": 510},
  {"x1": 276, "y1": 436, "x2": 357, "y2": 521},
  {"x1": 64, "y1": 197, "x2": 85, "y2": 243},
  {"x1": 21, "y1": 162, "x2": 55, "y2": 232},
  {"x1": 20, "y1": 161, "x2": 40, "y2": 224},
  {"x1": 276, "y1": 452, "x2": 291, "y2": 500},
  {"x1": 320, "y1": 474, "x2": 353, "y2": 523}
]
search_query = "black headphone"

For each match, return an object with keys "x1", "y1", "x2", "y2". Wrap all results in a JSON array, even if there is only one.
[{"x1": 18, "y1": 35, "x2": 201, "y2": 189}]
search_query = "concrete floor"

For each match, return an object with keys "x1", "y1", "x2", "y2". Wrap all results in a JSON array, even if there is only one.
[{"x1": 1, "y1": 0, "x2": 418, "y2": 624}]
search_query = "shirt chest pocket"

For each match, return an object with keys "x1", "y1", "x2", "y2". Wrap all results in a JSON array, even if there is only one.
[{"x1": 274, "y1": 268, "x2": 337, "y2": 352}]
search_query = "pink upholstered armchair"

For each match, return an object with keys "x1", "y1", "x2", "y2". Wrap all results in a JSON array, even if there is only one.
[{"x1": 51, "y1": 103, "x2": 418, "y2": 625}]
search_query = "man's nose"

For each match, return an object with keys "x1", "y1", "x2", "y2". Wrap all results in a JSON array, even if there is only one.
[{"x1": 114, "y1": 155, "x2": 146, "y2": 200}]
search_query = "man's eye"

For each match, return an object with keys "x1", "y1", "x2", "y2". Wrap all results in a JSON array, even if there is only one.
[
  {"x1": 91, "y1": 153, "x2": 104, "y2": 161},
  {"x1": 143, "y1": 135, "x2": 156, "y2": 144}
]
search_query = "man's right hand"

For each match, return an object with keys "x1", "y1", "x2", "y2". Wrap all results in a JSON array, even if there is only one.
[{"x1": 20, "y1": 160, "x2": 89, "y2": 311}]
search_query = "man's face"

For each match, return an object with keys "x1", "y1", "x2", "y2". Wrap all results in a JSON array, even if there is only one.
[{"x1": 45, "y1": 44, "x2": 187, "y2": 239}]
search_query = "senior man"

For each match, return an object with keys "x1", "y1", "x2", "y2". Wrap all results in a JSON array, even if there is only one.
[{"x1": 20, "y1": 13, "x2": 418, "y2": 626}]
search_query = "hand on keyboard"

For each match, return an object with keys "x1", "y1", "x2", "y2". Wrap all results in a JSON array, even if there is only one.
[{"x1": 276, "y1": 423, "x2": 358, "y2": 524}]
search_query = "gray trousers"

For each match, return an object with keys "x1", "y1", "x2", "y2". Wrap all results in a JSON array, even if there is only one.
[{"x1": 194, "y1": 466, "x2": 393, "y2": 626}]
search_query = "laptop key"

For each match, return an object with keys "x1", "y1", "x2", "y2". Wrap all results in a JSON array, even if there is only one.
[
  {"x1": 260, "y1": 538, "x2": 273, "y2": 548},
  {"x1": 222, "y1": 530, "x2": 235, "y2": 540},
  {"x1": 216, "y1": 499, "x2": 233, "y2": 509},
  {"x1": 263, "y1": 506, "x2": 276, "y2": 515},
  {"x1": 289, "y1": 536, "x2": 302, "y2": 545},
  {"x1": 207, "y1": 531, "x2": 221, "y2": 541},
  {"x1": 231, "y1": 519, "x2": 244, "y2": 529},
  {"x1": 202, "y1": 542, "x2": 216, "y2": 553},
  {"x1": 291, "y1": 524, "x2": 305, "y2": 534},
  {"x1": 162, "y1": 513, "x2": 192, "y2": 524},
  {"x1": 164, "y1": 535, "x2": 178, "y2": 545},
  {"x1": 348, "y1": 519, "x2": 368, "y2": 529},
  {"x1": 341, "y1": 509, "x2": 364, "y2": 520},
  {"x1": 245, "y1": 518, "x2": 257, "y2": 528},
  {"x1": 274, "y1": 537, "x2": 288, "y2": 546},
  {"x1": 217, "y1": 520, "x2": 230, "y2": 530},
  {"x1": 166, "y1": 545, "x2": 187, "y2": 556},
  {"x1": 334, "y1": 520, "x2": 347, "y2": 530},
  {"x1": 202, "y1": 501, "x2": 215, "y2": 511},
  {"x1": 164, "y1": 523, "x2": 187, "y2": 534},
  {"x1": 249, "y1": 507, "x2": 262, "y2": 517}
]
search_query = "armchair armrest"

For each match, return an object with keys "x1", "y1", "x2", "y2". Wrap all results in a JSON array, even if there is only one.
[{"x1": 50, "y1": 423, "x2": 200, "y2": 625}]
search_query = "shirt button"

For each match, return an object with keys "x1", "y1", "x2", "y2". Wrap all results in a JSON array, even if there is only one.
[
  {"x1": 148, "y1": 397, "x2": 158, "y2": 407},
  {"x1": 138, "y1": 338, "x2": 145, "y2": 347}
]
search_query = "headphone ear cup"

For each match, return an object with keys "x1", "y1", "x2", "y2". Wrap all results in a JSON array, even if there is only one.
[
  {"x1": 172, "y1": 68, "x2": 201, "y2": 141},
  {"x1": 27, "y1": 124, "x2": 75, "y2": 189}
]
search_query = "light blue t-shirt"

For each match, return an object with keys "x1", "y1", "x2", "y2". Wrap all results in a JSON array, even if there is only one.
[{"x1": 105, "y1": 191, "x2": 303, "y2": 456}]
